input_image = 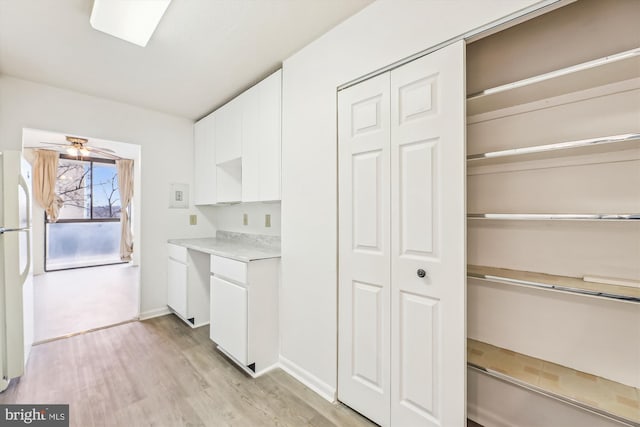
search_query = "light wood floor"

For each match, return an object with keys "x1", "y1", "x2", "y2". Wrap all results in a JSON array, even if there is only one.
[
  {"x1": 34, "y1": 264, "x2": 139, "y2": 342},
  {"x1": 1, "y1": 314, "x2": 376, "y2": 427}
]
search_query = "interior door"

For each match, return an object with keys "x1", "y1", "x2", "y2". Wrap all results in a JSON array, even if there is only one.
[
  {"x1": 390, "y1": 40, "x2": 466, "y2": 426},
  {"x1": 338, "y1": 72, "x2": 391, "y2": 426}
]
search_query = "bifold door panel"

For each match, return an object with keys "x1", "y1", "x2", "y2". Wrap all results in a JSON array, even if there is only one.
[{"x1": 338, "y1": 40, "x2": 465, "y2": 427}]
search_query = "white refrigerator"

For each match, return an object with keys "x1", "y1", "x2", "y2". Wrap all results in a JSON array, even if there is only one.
[{"x1": 0, "y1": 151, "x2": 34, "y2": 392}]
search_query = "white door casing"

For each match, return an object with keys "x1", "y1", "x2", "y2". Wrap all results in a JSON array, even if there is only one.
[
  {"x1": 390, "y1": 40, "x2": 466, "y2": 427},
  {"x1": 338, "y1": 40, "x2": 466, "y2": 426},
  {"x1": 338, "y1": 72, "x2": 392, "y2": 427}
]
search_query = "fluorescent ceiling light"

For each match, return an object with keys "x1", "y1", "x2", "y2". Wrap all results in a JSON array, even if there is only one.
[{"x1": 90, "y1": 0, "x2": 172, "y2": 47}]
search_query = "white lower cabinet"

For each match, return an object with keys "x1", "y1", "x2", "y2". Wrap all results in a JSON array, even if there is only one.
[
  {"x1": 166, "y1": 244, "x2": 210, "y2": 327},
  {"x1": 210, "y1": 277, "x2": 248, "y2": 364},
  {"x1": 209, "y1": 255, "x2": 279, "y2": 376},
  {"x1": 167, "y1": 257, "x2": 188, "y2": 318}
]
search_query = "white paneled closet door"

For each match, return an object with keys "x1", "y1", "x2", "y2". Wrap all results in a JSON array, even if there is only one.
[
  {"x1": 338, "y1": 40, "x2": 465, "y2": 427},
  {"x1": 390, "y1": 40, "x2": 466, "y2": 427},
  {"x1": 338, "y1": 72, "x2": 392, "y2": 427}
]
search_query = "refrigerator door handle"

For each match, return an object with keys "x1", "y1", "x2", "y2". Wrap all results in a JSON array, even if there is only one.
[
  {"x1": 18, "y1": 173, "x2": 31, "y2": 229},
  {"x1": 19, "y1": 229, "x2": 31, "y2": 284}
]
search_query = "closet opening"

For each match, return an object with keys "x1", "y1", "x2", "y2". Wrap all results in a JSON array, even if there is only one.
[{"x1": 465, "y1": 0, "x2": 640, "y2": 425}]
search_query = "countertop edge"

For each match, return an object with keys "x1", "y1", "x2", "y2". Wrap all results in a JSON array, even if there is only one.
[{"x1": 168, "y1": 238, "x2": 281, "y2": 262}]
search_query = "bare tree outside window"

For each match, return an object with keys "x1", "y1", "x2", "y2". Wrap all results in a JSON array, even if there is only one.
[
  {"x1": 56, "y1": 159, "x2": 91, "y2": 218},
  {"x1": 54, "y1": 158, "x2": 121, "y2": 220}
]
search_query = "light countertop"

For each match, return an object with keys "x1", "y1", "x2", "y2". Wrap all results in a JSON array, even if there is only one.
[{"x1": 169, "y1": 231, "x2": 280, "y2": 262}]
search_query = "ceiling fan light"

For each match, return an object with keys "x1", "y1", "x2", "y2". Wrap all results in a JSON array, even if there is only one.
[
  {"x1": 79, "y1": 147, "x2": 90, "y2": 156},
  {"x1": 90, "y1": 0, "x2": 172, "y2": 47},
  {"x1": 66, "y1": 146, "x2": 79, "y2": 156}
]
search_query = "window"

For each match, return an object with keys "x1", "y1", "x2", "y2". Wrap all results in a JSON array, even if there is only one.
[{"x1": 45, "y1": 156, "x2": 124, "y2": 271}]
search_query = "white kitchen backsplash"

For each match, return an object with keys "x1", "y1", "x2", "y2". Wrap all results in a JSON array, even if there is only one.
[{"x1": 199, "y1": 202, "x2": 281, "y2": 236}]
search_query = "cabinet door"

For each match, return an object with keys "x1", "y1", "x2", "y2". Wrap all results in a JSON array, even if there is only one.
[
  {"x1": 194, "y1": 113, "x2": 217, "y2": 205},
  {"x1": 210, "y1": 276, "x2": 248, "y2": 365},
  {"x1": 241, "y1": 85, "x2": 261, "y2": 202},
  {"x1": 258, "y1": 70, "x2": 282, "y2": 201},
  {"x1": 338, "y1": 72, "x2": 392, "y2": 427},
  {"x1": 390, "y1": 40, "x2": 465, "y2": 427},
  {"x1": 215, "y1": 97, "x2": 242, "y2": 164},
  {"x1": 167, "y1": 258, "x2": 188, "y2": 319},
  {"x1": 241, "y1": 70, "x2": 282, "y2": 202}
]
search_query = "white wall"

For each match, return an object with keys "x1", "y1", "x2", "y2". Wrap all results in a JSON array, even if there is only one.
[
  {"x1": 280, "y1": 0, "x2": 548, "y2": 398},
  {"x1": 210, "y1": 202, "x2": 281, "y2": 236},
  {"x1": 0, "y1": 75, "x2": 217, "y2": 317}
]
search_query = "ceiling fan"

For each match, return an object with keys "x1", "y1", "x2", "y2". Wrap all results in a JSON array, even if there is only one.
[{"x1": 29, "y1": 136, "x2": 120, "y2": 159}]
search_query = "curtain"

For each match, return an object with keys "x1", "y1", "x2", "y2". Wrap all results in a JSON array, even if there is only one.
[
  {"x1": 116, "y1": 159, "x2": 134, "y2": 261},
  {"x1": 32, "y1": 150, "x2": 63, "y2": 222}
]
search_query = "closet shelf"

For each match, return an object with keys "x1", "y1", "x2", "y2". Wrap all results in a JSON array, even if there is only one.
[
  {"x1": 467, "y1": 133, "x2": 640, "y2": 165},
  {"x1": 467, "y1": 213, "x2": 640, "y2": 221},
  {"x1": 467, "y1": 47, "x2": 640, "y2": 116},
  {"x1": 467, "y1": 339, "x2": 640, "y2": 425},
  {"x1": 467, "y1": 265, "x2": 640, "y2": 303}
]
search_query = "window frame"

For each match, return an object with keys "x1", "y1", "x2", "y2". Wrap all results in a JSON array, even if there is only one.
[
  {"x1": 44, "y1": 154, "x2": 125, "y2": 271},
  {"x1": 49, "y1": 154, "x2": 122, "y2": 223}
]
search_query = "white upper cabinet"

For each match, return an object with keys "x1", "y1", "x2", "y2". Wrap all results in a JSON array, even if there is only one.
[
  {"x1": 241, "y1": 84, "x2": 261, "y2": 202},
  {"x1": 215, "y1": 96, "x2": 243, "y2": 164},
  {"x1": 193, "y1": 69, "x2": 282, "y2": 204},
  {"x1": 257, "y1": 70, "x2": 282, "y2": 201},
  {"x1": 242, "y1": 70, "x2": 282, "y2": 202},
  {"x1": 193, "y1": 113, "x2": 216, "y2": 205}
]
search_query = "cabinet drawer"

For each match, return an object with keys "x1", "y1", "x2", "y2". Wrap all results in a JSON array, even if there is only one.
[
  {"x1": 211, "y1": 255, "x2": 247, "y2": 284},
  {"x1": 210, "y1": 276, "x2": 248, "y2": 365},
  {"x1": 168, "y1": 243, "x2": 187, "y2": 263}
]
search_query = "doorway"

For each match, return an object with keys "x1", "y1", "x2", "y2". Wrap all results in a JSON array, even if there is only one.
[{"x1": 22, "y1": 128, "x2": 142, "y2": 342}]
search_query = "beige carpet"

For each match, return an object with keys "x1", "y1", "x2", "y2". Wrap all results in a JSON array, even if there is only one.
[{"x1": 34, "y1": 264, "x2": 139, "y2": 342}]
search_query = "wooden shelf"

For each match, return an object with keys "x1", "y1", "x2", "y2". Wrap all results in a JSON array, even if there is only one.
[
  {"x1": 468, "y1": 265, "x2": 640, "y2": 303},
  {"x1": 467, "y1": 339, "x2": 640, "y2": 425},
  {"x1": 467, "y1": 133, "x2": 640, "y2": 165},
  {"x1": 468, "y1": 213, "x2": 640, "y2": 221},
  {"x1": 467, "y1": 47, "x2": 640, "y2": 116}
]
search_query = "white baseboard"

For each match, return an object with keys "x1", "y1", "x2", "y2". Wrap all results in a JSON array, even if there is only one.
[
  {"x1": 279, "y1": 355, "x2": 336, "y2": 403},
  {"x1": 139, "y1": 306, "x2": 171, "y2": 320}
]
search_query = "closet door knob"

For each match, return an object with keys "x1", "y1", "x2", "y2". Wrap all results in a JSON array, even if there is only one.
[{"x1": 417, "y1": 269, "x2": 427, "y2": 278}]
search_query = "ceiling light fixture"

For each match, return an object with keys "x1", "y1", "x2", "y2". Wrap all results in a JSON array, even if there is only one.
[
  {"x1": 65, "y1": 137, "x2": 91, "y2": 157},
  {"x1": 90, "y1": 0, "x2": 172, "y2": 47}
]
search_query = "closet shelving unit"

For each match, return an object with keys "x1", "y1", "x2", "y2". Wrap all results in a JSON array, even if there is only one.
[
  {"x1": 467, "y1": 265, "x2": 640, "y2": 303},
  {"x1": 468, "y1": 213, "x2": 640, "y2": 221},
  {"x1": 467, "y1": 133, "x2": 640, "y2": 165},
  {"x1": 467, "y1": 340, "x2": 639, "y2": 426},
  {"x1": 466, "y1": 45, "x2": 640, "y2": 426},
  {"x1": 467, "y1": 47, "x2": 640, "y2": 116}
]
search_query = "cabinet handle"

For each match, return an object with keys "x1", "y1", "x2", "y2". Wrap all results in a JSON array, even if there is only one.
[{"x1": 417, "y1": 269, "x2": 427, "y2": 278}]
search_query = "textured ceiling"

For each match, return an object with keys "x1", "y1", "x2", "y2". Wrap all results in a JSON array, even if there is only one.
[{"x1": 0, "y1": 0, "x2": 372, "y2": 120}]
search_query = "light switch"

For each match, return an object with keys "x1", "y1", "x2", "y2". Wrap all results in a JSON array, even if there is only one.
[
  {"x1": 189, "y1": 214, "x2": 197, "y2": 225},
  {"x1": 243, "y1": 213, "x2": 248, "y2": 226},
  {"x1": 265, "y1": 214, "x2": 271, "y2": 228}
]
